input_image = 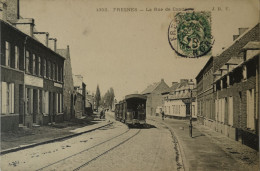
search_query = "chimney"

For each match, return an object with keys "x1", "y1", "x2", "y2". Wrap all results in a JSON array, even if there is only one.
[
  {"x1": 233, "y1": 28, "x2": 249, "y2": 41},
  {"x1": 161, "y1": 78, "x2": 164, "y2": 82},
  {"x1": 180, "y1": 79, "x2": 188, "y2": 84},
  {"x1": 0, "y1": 0, "x2": 7, "y2": 21},
  {"x1": 33, "y1": 32, "x2": 49, "y2": 47},
  {"x1": 49, "y1": 38, "x2": 57, "y2": 52},
  {"x1": 6, "y1": 0, "x2": 19, "y2": 22},
  {"x1": 172, "y1": 82, "x2": 178, "y2": 86},
  {"x1": 233, "y1": 35, "x2": 239, "y2": 41},
  {"x1": 15, "y1": 18, "x2": 35, "y2": 37},
  {"x1": 238, "y1": 28, "x2": 248, "y2": 36}
]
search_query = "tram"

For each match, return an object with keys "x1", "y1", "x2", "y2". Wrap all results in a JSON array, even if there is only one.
[{"x1": 115, "y1": 94, "x2": 146, "y2": 126}]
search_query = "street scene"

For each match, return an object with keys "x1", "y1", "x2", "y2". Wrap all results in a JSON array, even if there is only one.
[{"x1": 0, "y1": 0, "x2": 259, "y2": 171}]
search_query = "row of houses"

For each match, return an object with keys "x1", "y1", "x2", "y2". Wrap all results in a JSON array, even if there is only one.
[
  {"x1": 141, "y1": 23, "x2": 259, "y2": 150},
  {"x1": 196, "y1": 23, "x2": 259, "y2": 150},
  {"x1": 0, "y1": 0, "x2": 89, "y2": 132},
  {"x1": 141, "y1": 78, "x2": 196, "y2": 119}
]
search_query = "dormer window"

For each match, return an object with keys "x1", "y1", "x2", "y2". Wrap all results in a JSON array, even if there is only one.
[{"x1": 242, "y1": 65, "x2": 247, "y2": 81}]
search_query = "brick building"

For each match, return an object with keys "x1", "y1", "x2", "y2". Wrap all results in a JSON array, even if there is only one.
[
  {"x1": 1, "y1": 0, "x2": 66, "y2": 131},
  {"x1": 73, "y1": 75, "x2": 86, "y2": 118},
  {"x1": 163, "y1": 79, "x2": 197, "y2": 119},
  {"x1": 141, "y1": 79, "x2": 170, "y2": 116},
  {"x1": 196, "y1": 23, "x2": 259, "y2": 150},
  {"x1": 57, "y1": 46, "x2": 74, "y2": 121}
]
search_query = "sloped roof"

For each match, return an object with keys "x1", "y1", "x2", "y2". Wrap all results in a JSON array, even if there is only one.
[
  {"x1": 242, "y1": 41, "x2": 260, "y2": 50},
  {"x1": 56, "y1": 49, "x2": 67, "y2": 58},
  {"x1": 141, "y1": 82, "x2": 161, "y2": 94},
  {"x1": 170, "y1": 83, "x2": 181, "y2": 92}
]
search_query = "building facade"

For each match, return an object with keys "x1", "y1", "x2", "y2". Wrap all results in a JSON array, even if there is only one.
[
  {"x1": 57, "y1": 46, "x2": 75, "y2": 121},
  {"x1": 1, "y1": 0, "x2": 66, "y2": 131},
  {"x1": 196, "y1": 23, "x2": 259, "y2": 150},
  {"x1": 73, "y1": 75, "x2": 86, "y2": 118},
  {"x1": 163, "y1": 79, "x2": 197, "y2": 119},
  {"x1": 141, "y1": 79, "x2": 170, "y2": 116}
]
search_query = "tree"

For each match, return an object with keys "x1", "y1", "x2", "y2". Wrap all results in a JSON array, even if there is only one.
[
  {"x1": 108, "y1": 87, "x2": 115, "y2": 109},
  {"x1": 100, "y1": 87, "x2": 115, "y2": 110},
  {"x1": 95, "y1": 85, "x2": 101, "y2": 111}
]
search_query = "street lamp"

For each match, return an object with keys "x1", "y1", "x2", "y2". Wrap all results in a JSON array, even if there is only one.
[{"x1": 188, "y1": 79, "x2": 195, "y2": 138}]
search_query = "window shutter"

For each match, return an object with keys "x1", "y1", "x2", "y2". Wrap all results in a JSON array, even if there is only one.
[
  {"x1": 1, "y1": 82, "x2": 7, "y2": 113},
  {"x1": 46, "y1": 91, "x2": 49, "y2": 114},
  {"x1": 10, "y1": 83, "x2": 15, "y2": 113}
]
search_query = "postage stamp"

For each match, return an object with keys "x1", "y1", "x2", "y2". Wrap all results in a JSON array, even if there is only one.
[{"x1": 168, "y1": 11, "x2": 214, "y2": 58}]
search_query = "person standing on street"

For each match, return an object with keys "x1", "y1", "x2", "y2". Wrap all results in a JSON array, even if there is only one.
[{"x1": 161, "y1": 110, "x2": 165, "y2": 120}]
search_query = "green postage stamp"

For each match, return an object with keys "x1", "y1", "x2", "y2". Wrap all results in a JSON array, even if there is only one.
[{"x1": 168, "y1": 11, "x2": 214, "y2": 58}]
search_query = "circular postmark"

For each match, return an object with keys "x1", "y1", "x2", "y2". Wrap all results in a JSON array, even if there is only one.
[{"x1": 168, "y1": 11, "x2": 214, "y2": 58}]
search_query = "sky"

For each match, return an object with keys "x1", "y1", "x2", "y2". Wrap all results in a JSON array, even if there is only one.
[{"x1": 20, "y1": 0, "x2": 259, "y2": 100}]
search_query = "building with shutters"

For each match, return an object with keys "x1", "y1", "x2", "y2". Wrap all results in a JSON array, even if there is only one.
[
  {"x1": 1, "y1": 0, "x2": 66, "y2": 131},
  {"x1": 196, "y1": 23, "x2": 259, "y2": 150},
  {"x1": 162, "y1": 79, "x2": 197, "y2": 119}
]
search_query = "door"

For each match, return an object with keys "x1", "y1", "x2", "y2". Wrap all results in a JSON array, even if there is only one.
[
  {"x1": 19, "y1": 85, "x2": 24, "y2": 124},
  {"x1": 33, "y1": 89, "x2": 38, "y2": 123}
]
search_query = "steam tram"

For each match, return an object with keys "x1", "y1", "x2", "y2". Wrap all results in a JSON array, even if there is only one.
[{"x1": 115, "y1": 94, "x2": 146, "y2": 126}]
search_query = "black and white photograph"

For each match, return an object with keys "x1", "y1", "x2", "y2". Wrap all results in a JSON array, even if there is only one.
[{"x1": 0, "y1": 0, "x2": 259, "y2": 170}]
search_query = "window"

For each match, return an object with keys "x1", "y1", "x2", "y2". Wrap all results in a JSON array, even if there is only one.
[
  {"x1": 242, "y1": 65, "x2": 247, "y2": 81},
  {"x1": 50, "y1": 62, "x2": 53, "y2": 79},
  {"x1": 43, "y1": 58, "x2": 46, "y2": 77},
  {"x1": 42, "y1": 91, "x2": 49, "y2": 114},
  {"x1": 1, "y1": 82, "x2": 14, "y2": 114},
  {"x1": 60, "y1": 67, "x2": 63, "y2": 82},
  {"x1": 15, "y1": 46, "x2": 19, "y2": 69},
  {"x1": 26, "y1": 88, "x2": 33, "y2": 114},
  {"x1": 56, "y1": 65, "x2": 59, "y2": 81},
  {"x1": 53, "y1": 63, "x2": 56, "y2": 80},
  {"x1": 39, "y1": 90, "x2": 42, "y2": 113},
  {"x1": 26, "y1": 51, "x2": 30, "y2": 73},
  {"x1": 32, "y1": 54, "x2": 36, "y2": 75},
  {"x1": 38, "y1": 57, "x2": 41, "y2": 76},
  {"x1": 227, "y1": 75, "x2": 230, "y2": 87},
  {"x1": 247, "y1": 89, "x2": 255, "y2": 130},
  {"x1": 5, "y1": 41, "x2": 11, "y2": 67},
  {"x1": 228, "y1": 96, "x2": 233, "y2": 126},
  {"x1": 47, "y1": 60, "x2": 51, "y2": 78}
]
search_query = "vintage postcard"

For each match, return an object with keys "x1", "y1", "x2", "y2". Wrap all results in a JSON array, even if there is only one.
[{"x1": 0, "y1": 0, "x2": 259, "y2": 170}]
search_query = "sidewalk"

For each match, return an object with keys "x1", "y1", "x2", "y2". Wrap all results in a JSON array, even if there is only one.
[
  {"x1": 1, "y1": 114, "x2": 112, "y2": 155},
  {"x1": 150, "y1": 116, "x2": 259, "y2": 171}
]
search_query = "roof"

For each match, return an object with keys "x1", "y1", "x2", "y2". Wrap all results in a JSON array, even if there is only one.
[
  {"x1": 56, "y1": 49, "x2": 67, "y2": 58},
  {"x1": 141, "y1": 82, "x2": 161, "y2": 94},
  {"x1": 170, "y1": 83, "x2": 181, "y2": 92},
  {"x1": 195, "y1": 56, "x2": 214, "y2": 80},
  {"x1": 241, "y1": 41, "x2": 260, "y2": 51},
  {"x1": 225, "y1": 57, "x2": 243, "y2": 65},
  {"x1": 125, "y1": 94, "x2": 147, "y2": 100}
]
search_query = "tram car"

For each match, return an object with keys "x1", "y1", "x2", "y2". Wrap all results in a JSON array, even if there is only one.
[{"x1": 115, "y1": 94, "x2": 146, "y2": 126}]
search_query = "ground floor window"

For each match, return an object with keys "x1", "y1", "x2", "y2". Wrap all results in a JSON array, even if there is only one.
[
  {"x1": 26, "y1": 88, "x2": 33, "y2": 114},
  {"x1": 55, "y1": 93, "x2": 63, "y2": 113},
  {"x1": 1, "y1": 82, "x2": 14, "y2": 114},
  {"x1": 247, "y1": 89, "x2": 255, "y2": 130},
  {"x1": 228, "y1": 96, "x2": 233, "y2": 126},
  {"x1": 42, "y1": 90, "x2": 49, "y2": 114}
]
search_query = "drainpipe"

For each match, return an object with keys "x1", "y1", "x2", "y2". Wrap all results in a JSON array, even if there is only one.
[{"x1": 23, "y1": 36, "x2": 28, "y2": 126}]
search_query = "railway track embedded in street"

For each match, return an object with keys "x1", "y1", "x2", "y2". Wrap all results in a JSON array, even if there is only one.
[{"x1": 36, "y1": 128, "x2": 141, "y2": 171}]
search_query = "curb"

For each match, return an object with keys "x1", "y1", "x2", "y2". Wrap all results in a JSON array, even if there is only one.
[
  {"x1": 148, "y1": 117, "x2": 188, "y2": 171},
  {"x1": 0, "y1": 121, "x2": 113, "y2": 155}
]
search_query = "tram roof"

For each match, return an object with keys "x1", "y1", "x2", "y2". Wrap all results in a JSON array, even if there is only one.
[{"x1": 125, "y1": 94, "x2": 147, "y2": 100}]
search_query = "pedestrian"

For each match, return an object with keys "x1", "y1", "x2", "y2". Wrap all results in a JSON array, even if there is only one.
[
  {"x1": 100, "y1": 110, "x2": 103, "y2": 119},
  {"x1": 161, "y1": 110, "x2": 165, "y2": 120}
]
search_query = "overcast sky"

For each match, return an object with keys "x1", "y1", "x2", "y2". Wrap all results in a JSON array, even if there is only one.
[{"x1": 20, "y1": 0, "x2": 259, "y2": 100}]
